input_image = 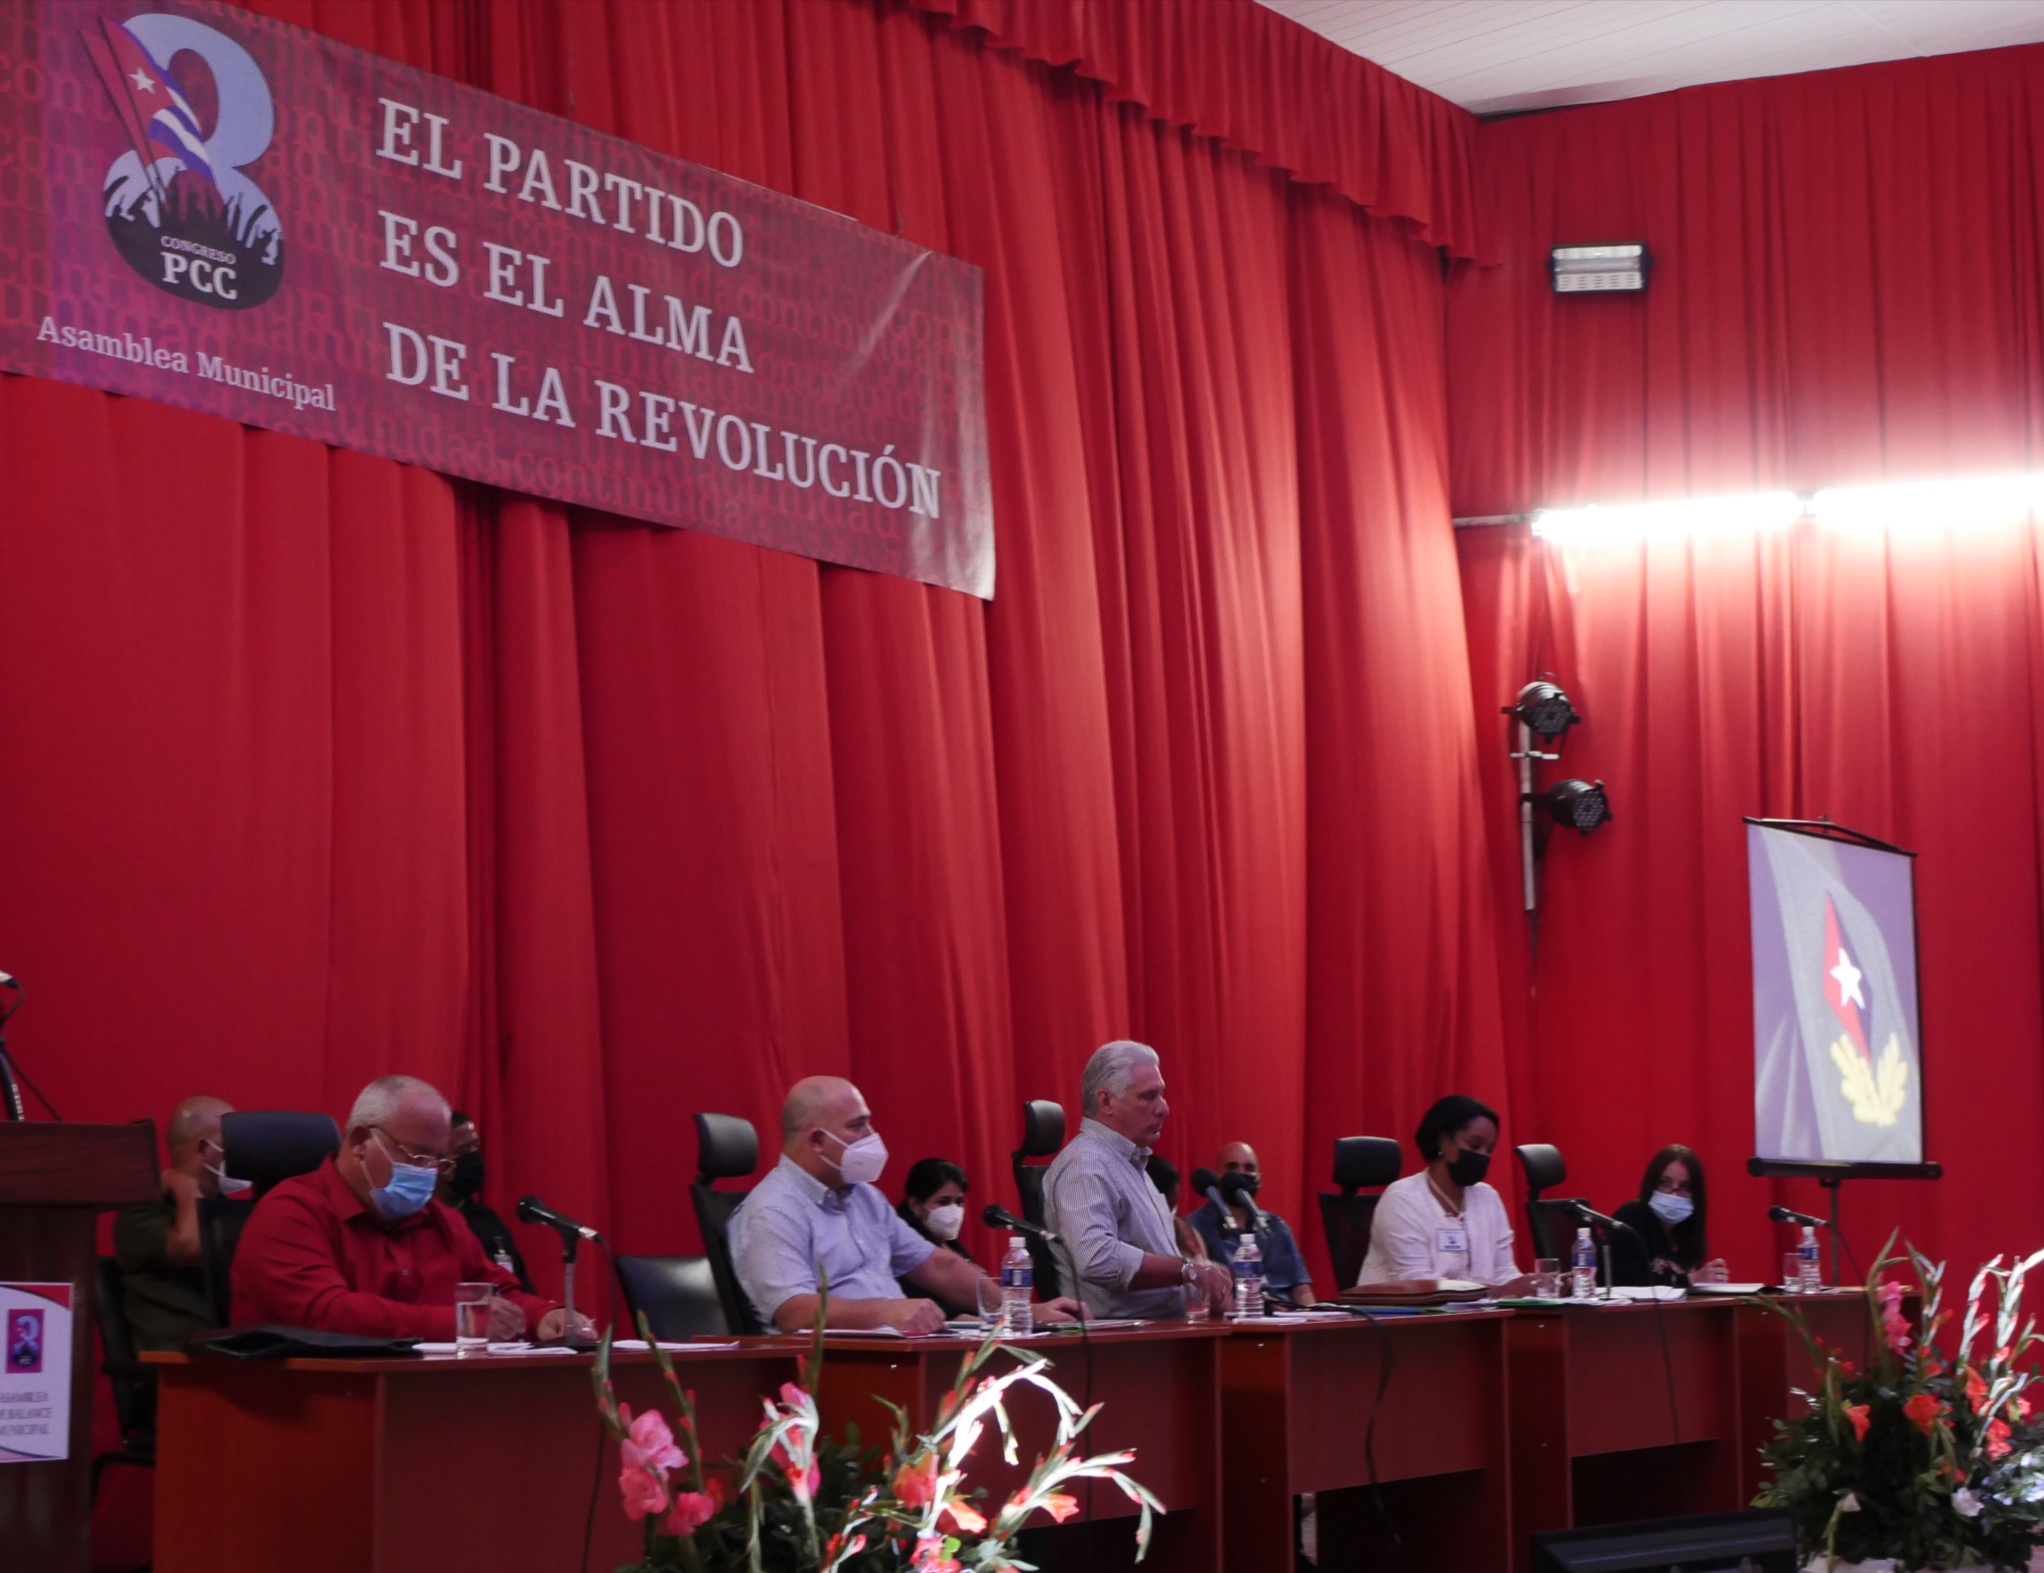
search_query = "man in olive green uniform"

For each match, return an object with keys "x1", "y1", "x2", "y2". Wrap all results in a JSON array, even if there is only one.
[{"x1": 113, "y1": 1095, "x2": 244, "y2": 1348}]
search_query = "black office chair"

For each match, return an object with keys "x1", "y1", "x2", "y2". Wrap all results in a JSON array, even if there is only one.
[
  {"x1": 1317, "y1": 1136, "x2": 1402, "y2": 1289},
  {"x1": 1515, "y1": 1143, "x2": 1581, "y2": 1263},
  {"x1": 614, "y1": 1254, "x2": 730, "y2": 1340},
  {"x1": 92, "y1": 1256, "x2": 155, "y2": 1497},
  {"x1": 201, "y1": 1110, "x2": 342, "y2": 1324},
  {"x1": 690, "y1": 1113, "x2": 761, "y2": 1335},
  {"x1": 1011, "y1": 1099, "x2": 1066, "y2": 1298}
]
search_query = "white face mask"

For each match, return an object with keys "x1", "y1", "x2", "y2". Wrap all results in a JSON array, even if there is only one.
[
  {"x1": 206, "y1": 1162, "x2": 253, "y2": 1197},
  {"x1": 821, "y1": 1128, "x2": 888, "y2": 1187},
  {"x1": 925, "y1": 1202, "x2": 965, "y2": 1241}
]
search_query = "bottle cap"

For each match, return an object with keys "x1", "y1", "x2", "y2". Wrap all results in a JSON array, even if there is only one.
[
  {"x1": 1010, "y1": 1235, "x2": 1026, "y2": 1249},
  {"x1": 1577, "y1": 1226, "x2": 1590, "y2": 1239},
  {"x1": 1240, "y1": 1232, "x2": 1254, "y2": 1245}
]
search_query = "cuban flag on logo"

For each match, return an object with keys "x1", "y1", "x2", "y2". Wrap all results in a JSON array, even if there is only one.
[
  {"x1": 1821, "y1": 895, "x2": 1870, "y2": 1063},
  {"x1": 85, "y1": 18, "x2": 220, "y2": 196}
]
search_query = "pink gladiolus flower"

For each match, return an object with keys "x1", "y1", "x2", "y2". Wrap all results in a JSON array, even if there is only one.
[
  {"x1": 779, "y1": 1382, "x2": 810, "y2": 1410},
  {"x1": 1987, "y1": 1418, "x2": 2013, "y2": 1460},
  {"x1": 620, "y1": 1406, "x2": 686, "y2": 1477},
  {"x1": 1038, "y1": 1492, "x2": 1081, "y2": 1523},
  {"x1": 663, "y1": 1489, "x2": 718, "y2": 1537},
  {"x1": 911, "y1": 1536, "x2": 964, "y2": 1573},
  {"x1": 1879, "y1": 1281, "x2": 1913, "y2": 1355},
  {"x1": 1966, "y1": 1368, "x2": 1989, "y2": 1411},
  {"x1": 1842, "y1": 1403, "x2": 1871, "y2": 1442},
  {"x1": 619, "y1": 1465, "x2": 668, "y2": 1520}
]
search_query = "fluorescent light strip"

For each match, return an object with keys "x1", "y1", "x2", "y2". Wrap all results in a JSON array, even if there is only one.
[
  {"x1": 1531, "y1": 492, "x2": 1804, "y2": 547},
  {"x1": 1530, "y1": 473, "x2": 2044, "y2": 545}
]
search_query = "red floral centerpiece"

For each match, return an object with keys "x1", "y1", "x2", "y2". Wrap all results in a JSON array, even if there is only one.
[
  {"x1": 1754, "y1": 1237, "x2": 2044, "y2": 1571},
  {"x1": 590, "y1": 1299, "x2": 1161, "y2": 1572}
]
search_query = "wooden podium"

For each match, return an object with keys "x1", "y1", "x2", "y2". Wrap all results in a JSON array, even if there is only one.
[{"x1": 0, "y1": 1122, "x2": 158, "y2": 1573}]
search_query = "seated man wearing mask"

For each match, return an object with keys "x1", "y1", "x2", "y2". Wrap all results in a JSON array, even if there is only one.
[
  {"x1": 232, "y1": 1075, "x2": 586, "y2": 1341},
  {"x1": 1041, "y1": 1041, "x2": 1233, "y2": 1319},
  {"x1": 731, "y1": 1076, "x2": 1082, "y2": 1334},
  {"x1": 114, "y1": 1094, "x2": 248, "y2": 1350},
  {"x1": 436, "y1": 1109, "x2": 534, "y2": 1294},
  {"x1": 1189, "y1": 1141, "x2": 1316, "y2": 1308}
]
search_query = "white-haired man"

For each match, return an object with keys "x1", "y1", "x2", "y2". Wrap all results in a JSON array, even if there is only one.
[
  {"x1": 1041, "y1": 1041, "x2": 1232, "y2": 1319},
  {"x1": 232, "y1": 1075, "x2": 586, "y2": 1342},
  {"x1": 731, "y1": 1075, "x2": 1084, "y2": 1334}
]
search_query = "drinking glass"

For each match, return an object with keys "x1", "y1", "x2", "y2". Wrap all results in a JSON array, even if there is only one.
[
  {"x1": 455, "y1": 1282, "x2": 496, "y2": 1355},
  {"x1": 1183, "y1": 1281, "x2": 1211, "y2": 1323},
  {"x1": 1532, "y1": 1258, "x2": 1562, "y2": 1298},
  {"x1": 1780, "y1": 1253, "x2": 1805, "y2": 1293},
  {"x1": 975, "y1": 1276, "x2": 1005, "y2": 1337}
]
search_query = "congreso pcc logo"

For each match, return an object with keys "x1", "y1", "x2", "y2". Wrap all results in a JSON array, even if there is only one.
[{"x1": 83, "y1": 13, "x2": 284, "y2": 309}]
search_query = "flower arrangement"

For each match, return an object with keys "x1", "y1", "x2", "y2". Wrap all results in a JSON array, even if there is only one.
[
  {"x1": 1754, "y1": 1236, "x2": 2044, "y2": 1570},
  {"x1": 591, "y1": 1300, "x2": 1162, "y2": 1573}
]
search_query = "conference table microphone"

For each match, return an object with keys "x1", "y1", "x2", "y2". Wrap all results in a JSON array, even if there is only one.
[
  {"x1": 1189, "y1": 1167, "x2": 1233, "y2": 1216},
  {"x1": 515, "y1": 1195, "x2": 605, "y2": 1244},
  {"x1": 1768, "y1": 1205, "x2": 1827, "y2": 1229},
  {"x1": 1218, "y1": 1171, "x2": 1268, "y2": 1224},
  {"x1": 983, "y1": 1203, "x2": 1059, "y2": 1244},
  {"x1": 1560, "y1": 1199, "x2": 1638, "y2": 1236}
]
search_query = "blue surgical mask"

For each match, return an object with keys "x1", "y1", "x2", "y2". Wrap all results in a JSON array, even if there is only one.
[
  {"x1": 1648, "y1": 1189, "x2": 1694, "y2": 1227},
  {"x1": 367, "y1": 1133, "x2": 441, "y2": 1220}
]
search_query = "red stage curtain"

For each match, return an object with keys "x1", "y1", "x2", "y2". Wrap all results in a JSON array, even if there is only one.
[
  {"x1": 1451, "y1": 48, "x2": 2044, "y2": 1279},
  {"x1": 5, "y1": 0, "x2": 1495, "y2": 1355},
  {"x1": 910, "y1": 0, "x2": 1489, "y2": 261}
]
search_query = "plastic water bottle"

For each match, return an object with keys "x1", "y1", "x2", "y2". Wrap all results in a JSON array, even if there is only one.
[
  {"x1": 1798, "y1": 1225, "x2": 1823, "y2": 1292},
  {"x1": 1571, "y1": 1227, "x2": 1597, "y2": 1299},
  {"x1": 1233, "y1": 1232, "x2": 1265, "y2": 1318},
  {"x1": 1000, "y1": 1236, "x2": 1033, "y2": 1336}
]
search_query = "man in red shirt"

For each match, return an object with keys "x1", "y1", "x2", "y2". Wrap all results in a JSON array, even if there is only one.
[{"x1": 231, "y1": 1074, "x2": 583, "y2": 1341}]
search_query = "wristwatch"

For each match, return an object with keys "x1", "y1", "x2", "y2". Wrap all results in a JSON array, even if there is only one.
[{"x1": 1180, "y1": 1259, "x2": 1200, "y2": 1284}]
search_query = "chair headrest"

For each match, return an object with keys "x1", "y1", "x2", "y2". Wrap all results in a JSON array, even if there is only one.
[
  {"x1": 1332, "y1": 1135, "x2": 1403, "y2": 1193},
  {"x1": 1016, "y1": 1099, "x2": 1065, "y2": 1160},
  {"x1": 694, "y1": 1113, "x2": 758, "y2": 1183},
  {"x1": 221, "y1": 1111, "x2": 341, "y2": 1197},
  {"x1": 1515, "y1": 1142, "x2": 1567, "y2": 1191}
]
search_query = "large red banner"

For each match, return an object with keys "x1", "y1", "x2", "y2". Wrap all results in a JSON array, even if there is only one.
[{"x1": 0, "y1": 1, "x2": 993, "y2": 597}]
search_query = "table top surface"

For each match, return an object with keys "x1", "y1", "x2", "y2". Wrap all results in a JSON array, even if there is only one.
[{"x1": 138, "y1": 1291, "x2": 1864, "y2": 1374}]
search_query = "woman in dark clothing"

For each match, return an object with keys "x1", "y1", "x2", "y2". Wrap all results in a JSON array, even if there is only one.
[
  {"x1": 897, "y1": 1158, "x2": 972, "y2": 1311},
  {"x1": 1611, "y1": 1144, "x2": 1726, "y2": 1287}
]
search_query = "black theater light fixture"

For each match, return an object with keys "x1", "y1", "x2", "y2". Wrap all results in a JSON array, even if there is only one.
[
  {"x1": 1550, "y1": 244, "x2": 1649, "y2": 293},
  {"x1": 1531, "y1": 779, "x2": 1613, "y2": 837},
  {"x1": 1510, "y1": 680, "x2": 1580, "y2": 741}
]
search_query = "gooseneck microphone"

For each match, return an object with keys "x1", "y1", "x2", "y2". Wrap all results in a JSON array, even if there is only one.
[
  {"x1": 1560, "y1": 1198, "x2": 1638, "y2": 1236},
  {"x1": 1218, "y1": 1171, "x2": 1267, "y2": 1223},
  {"x1": 1769, "y1": 1205, "x2": 1827, "y2": 1229},
  {"x1": 0, "y1": 970, "x2": 25, "y2": 1122},
  {"x1": 983, "y1": 1203, "x2": 1059, "y2": 1243},
  {"x1": 516, "y1": 1195, "x2": 605, "y2": 1244},
  {"x1": 1188, "y1": 1166, "x2": 1232, "y2": 1216}
]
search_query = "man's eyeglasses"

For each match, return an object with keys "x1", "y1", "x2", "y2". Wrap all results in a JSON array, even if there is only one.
[{"x1": 373, "y1": 1127, "x2": 455, "y2": 1174}]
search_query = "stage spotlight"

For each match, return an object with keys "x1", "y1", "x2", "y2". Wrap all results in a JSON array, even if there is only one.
[
  {"x1": 1511, "y1": 681, "x2": 1580, "y2": 740},
  {"x1": 1531, "y1": 779, "x2": 1612, "y2": 836}
]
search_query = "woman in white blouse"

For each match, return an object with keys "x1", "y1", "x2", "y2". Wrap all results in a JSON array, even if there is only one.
[{"x1": 1356, "y1": 1094, "x2": 1531, "y2": 1292}]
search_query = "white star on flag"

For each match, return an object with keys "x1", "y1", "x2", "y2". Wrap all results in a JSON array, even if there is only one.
[
  {"x1": 1830, "y1": 947, "x2": 1865, "y2": 1010},
  {"x1": 128, "y1": 66, "x2": 155, "y2": 93}
]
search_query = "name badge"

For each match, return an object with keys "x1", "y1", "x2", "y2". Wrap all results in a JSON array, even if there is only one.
[{"x1": 1436, "y1": 1225, "x2": 1471, "y2": 1255}]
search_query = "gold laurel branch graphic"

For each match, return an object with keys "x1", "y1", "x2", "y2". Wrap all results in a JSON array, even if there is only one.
[{"x1": 1829, "y1": 1032, "x2": 1908, "y2": 1127}]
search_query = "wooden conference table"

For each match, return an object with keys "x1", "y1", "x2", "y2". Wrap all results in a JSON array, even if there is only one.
[{"x1": 146, "y1": 1293, "x2": 1861, "y2": 1572}]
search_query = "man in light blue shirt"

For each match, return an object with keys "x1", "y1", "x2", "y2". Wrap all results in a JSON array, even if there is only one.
[
  {"x1": 730, "y1": 1076, "x2": 1080, "y2": 1334},
  {"x1": 1041, "y1": 1042, "x2": 1233, "y2": 1319}
]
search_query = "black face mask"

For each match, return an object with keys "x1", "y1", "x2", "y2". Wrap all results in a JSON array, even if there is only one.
[
  {"x1": 1224, "y1": 1172, "x2": 1261, "y2": 1198},
  {"x1": 446, "y1": 1150, "x2": 486, "y2": 1201},
  {"x1": 1445, "y1": 1147, "x2": 1490, "y2": 1188}
]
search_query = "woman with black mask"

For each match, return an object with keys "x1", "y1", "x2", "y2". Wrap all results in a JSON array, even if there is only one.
[
  {"x1": 1356, "y1": 1094, "x2": 1529, "y2": 1292},
  {"x1": 1611, "y1": 1144, "x2": 1725, "y2": 1287}
]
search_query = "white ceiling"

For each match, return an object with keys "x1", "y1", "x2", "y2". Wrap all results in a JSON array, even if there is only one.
[{"x1": 1255, "y1": 1, "x2": 2044, "y2": 115}]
